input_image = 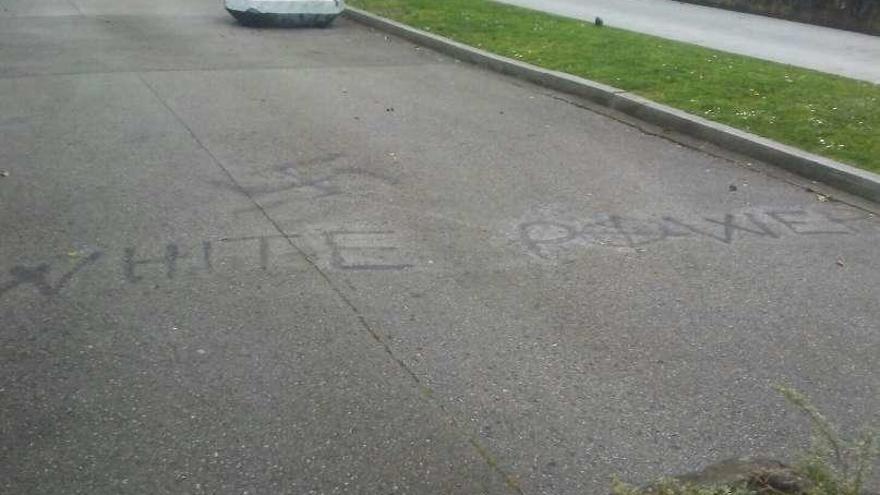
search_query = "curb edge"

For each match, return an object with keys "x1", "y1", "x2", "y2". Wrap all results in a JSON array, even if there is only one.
[{"x1": 344, "y1": 6, "x2": 880, "y2": 203}]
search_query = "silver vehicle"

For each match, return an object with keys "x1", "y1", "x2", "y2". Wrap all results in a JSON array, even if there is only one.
[{"x1": 225, "y1": 0, "x2": 344, "y2": 27}]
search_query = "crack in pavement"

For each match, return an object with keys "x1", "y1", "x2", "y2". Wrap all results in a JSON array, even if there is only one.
[
  {"x1": 66, "y1": 0, "x2": 85, "y2": 16},
  {"x1": 135, "y1": 72, "x2": 524, "y2": 494}
]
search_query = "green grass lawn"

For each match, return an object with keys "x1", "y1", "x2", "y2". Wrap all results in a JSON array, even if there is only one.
[{"x1": 348, "y1": 0, "x2": 880, "y2": 173}]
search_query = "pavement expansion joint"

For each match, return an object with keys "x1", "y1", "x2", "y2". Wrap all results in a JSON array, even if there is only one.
[
  {"x1": 133, "y1": 71, "x2": 524, "y2": 493},
  {"x1": 66, "y1": 0, "x2": 85, "y2": 16}
]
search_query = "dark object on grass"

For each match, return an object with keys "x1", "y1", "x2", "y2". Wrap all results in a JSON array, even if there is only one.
[{"x1": 594, "y1": 16, "x2": 604, "y2": 26}]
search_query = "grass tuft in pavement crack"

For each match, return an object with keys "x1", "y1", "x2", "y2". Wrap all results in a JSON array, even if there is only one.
[
  {"x1": 610, "y1": 385, "x2": 879, "y2": 495},
  {"x1": 349, "y1": 0, "x2": 880, "y2": 173}
]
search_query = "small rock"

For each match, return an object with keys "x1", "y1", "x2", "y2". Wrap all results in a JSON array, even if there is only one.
[
  {"x1": 0, "y1": 170, "x2": 8, "y2": 177},
  {"x1": 729, "y1": 184, "x2": 737, "y2": 192},
  {"x1": 623, "y1": 458, "x2": 815, "y2": 495},
  {"x1": 675, "y1": 458, "x2": 788, "y2": 487},
  {"x1": 836, "y1": 259, "x2": 845, "y2": 267},
  {"x1": 816, "y1": 193, "x2": 829, "y2": 202}
]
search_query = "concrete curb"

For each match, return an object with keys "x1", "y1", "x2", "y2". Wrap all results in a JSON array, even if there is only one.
[{"x1": 344, "y1": 7, "x2": 880, "y2": 203}]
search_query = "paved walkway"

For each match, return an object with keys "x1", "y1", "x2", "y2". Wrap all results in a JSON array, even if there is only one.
[
  {"x1": 497, "y1": 0, "x2": 880, "y2": 83},
  {"x1": 1, "y1": 1, "x2": 879, "y2": 493}
]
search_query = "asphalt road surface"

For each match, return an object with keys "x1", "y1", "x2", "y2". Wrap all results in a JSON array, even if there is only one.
[
  {"x1": 1, "y1": 1, "x2": 879, "y2": 494},
  {"x1": 497, "y1": 0, "x2": 880, "y2": 83}
]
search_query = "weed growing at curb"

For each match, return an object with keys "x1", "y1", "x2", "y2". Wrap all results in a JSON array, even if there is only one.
[
  {"x1": 610, "y1": 386, "x2": 878, "y2": 495},
  {"x1": 776, "y1": 385, "x2": 878, "y2": 495}
]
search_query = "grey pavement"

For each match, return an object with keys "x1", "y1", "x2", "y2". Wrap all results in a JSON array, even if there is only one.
[
  {"x1": 496, "y1": 0, "x2": 880, "y2": 83},
  {"x1": 1, "y1": 1, "x2": 879, "y2": 494}
]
